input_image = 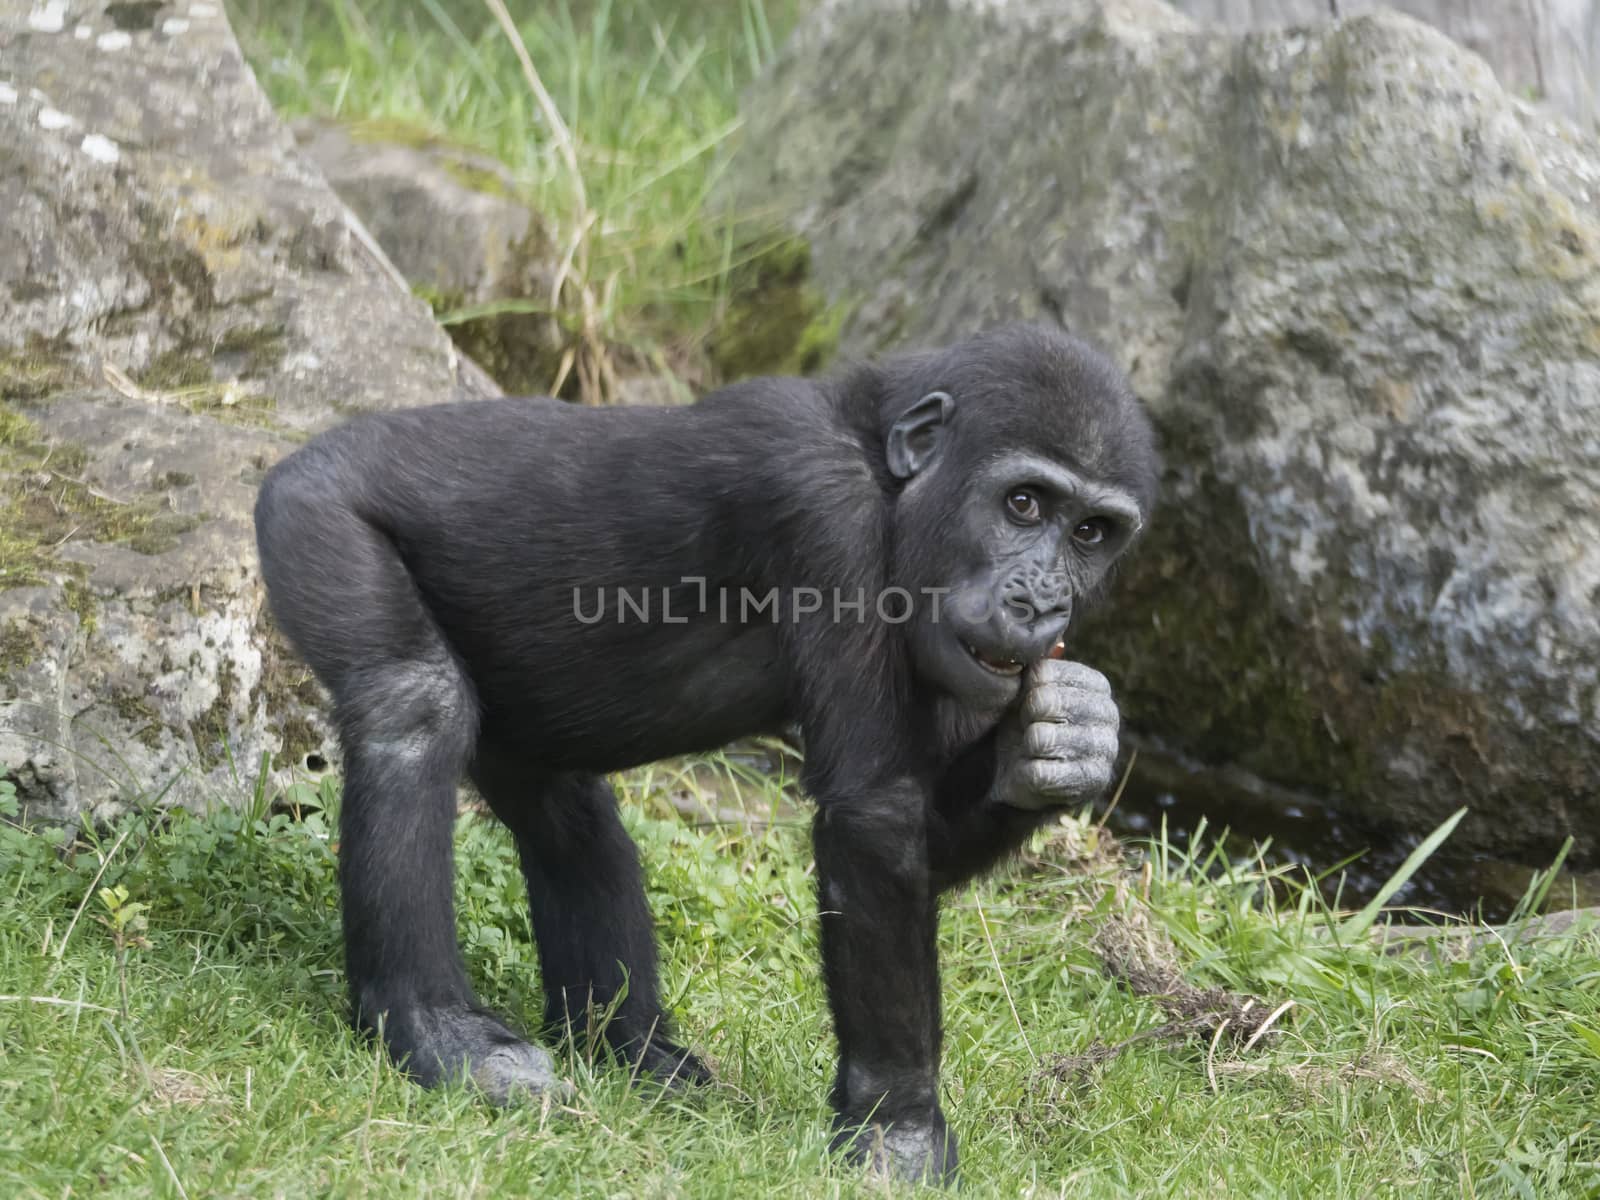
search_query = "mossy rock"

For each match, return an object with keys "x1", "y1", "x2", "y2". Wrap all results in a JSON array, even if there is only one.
[
  {"x1": 338, "y1": 119, "x2": 518, "y2": 201},
  {"x1": 214, "y1": 323, "x2": 289, "y2": 379},
  {"x1": 0, "y1": 618, "x2": 43, "y2": 674},
  {"x1": 422, "y1": 286, "x2": 572, "y2": 399},
  {"x1": 707, "y1": 238, "x2": 850, "y2": 381},
  {"x1": 1, "y1": 335, "x2": 81, "y2": 403},
  {"x1": 137, "y1": 349, "x2": 214, "y2": 392}
]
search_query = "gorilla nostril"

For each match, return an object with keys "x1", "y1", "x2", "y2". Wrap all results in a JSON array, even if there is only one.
[{"x1": 1034, "y1": 594, "x2": 1072, "y2": 619}]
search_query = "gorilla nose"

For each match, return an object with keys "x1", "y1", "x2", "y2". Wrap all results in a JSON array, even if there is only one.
[
  {"x1": 992, "y1": 591, "x2": 1072, "y2": 661},
  {"x1": 1001, "y1": 586, "x2": 1071, "y2": 623},
  {"x1": 1034, "y1": 592, "x2": 1073, "y2": 624}
]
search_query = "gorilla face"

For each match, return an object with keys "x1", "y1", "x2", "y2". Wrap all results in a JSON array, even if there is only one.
[
  {"x1": 905, "y1": 451, "x2": 1146, "y2": 709},
  {"x1": 880, "y1": 329, "x2": 1156, "y2": 712}
]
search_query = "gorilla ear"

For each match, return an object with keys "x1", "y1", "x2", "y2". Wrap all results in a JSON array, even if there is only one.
[{"x1": 885, "y1": 391, "x2": 954, "y2": 481}]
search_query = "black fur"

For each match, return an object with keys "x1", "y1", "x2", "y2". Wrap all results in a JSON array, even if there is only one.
[{"x1": 255, "y1": 322, "x2": 1157, "y2": 1183}]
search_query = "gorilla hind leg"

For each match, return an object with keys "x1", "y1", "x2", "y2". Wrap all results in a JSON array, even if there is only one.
[
  {"x1": 259, "y1": 500, "x2": 559, "y2": 1103},
  {"x1": 471, "y1": 749, "x2": 711, "y2": 1088},
  {"x1": 337, "y1": 667, "x2": 560, "y2": 1103}
]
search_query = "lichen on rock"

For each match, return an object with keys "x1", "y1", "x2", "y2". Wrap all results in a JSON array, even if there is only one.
[{"x1": 0, "y1": 0, "x2": 498, "y2": 826}]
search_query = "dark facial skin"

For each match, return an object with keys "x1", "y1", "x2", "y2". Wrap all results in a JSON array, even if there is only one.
[
  {"x1": 254, "y1": 322, "x2": 1158, "y2": 1187},
  {"x1": 906, "y1": 451, "x2": 1145, "y2": 710}
]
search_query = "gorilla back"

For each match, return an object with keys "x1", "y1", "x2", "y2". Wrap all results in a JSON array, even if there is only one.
[{"x1": 254, "y1": 322, "x2": 1158, "y2": 1184}]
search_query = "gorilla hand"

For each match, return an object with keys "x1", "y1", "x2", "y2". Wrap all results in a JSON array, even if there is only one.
[{"x1": 995, "y1": 660, "x2": 1121, "y2": 810}]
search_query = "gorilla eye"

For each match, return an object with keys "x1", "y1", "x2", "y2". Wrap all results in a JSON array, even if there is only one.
[
  {"x1": 1005, "y1": 489, "x2": 1043, "y2": 524},
  {"x1": 1073, "y1": 518, "x2": 1111, "y2": 546}
]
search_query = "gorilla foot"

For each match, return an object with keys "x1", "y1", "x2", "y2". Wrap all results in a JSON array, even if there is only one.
[
  {"x1": 832, "y1": 1115, "x2": 959, "y2": 1187},
  {"x1": 380, "y1": 1003, "x2": 567, "y2": 1105},
  {"x1": 626, "y1": 1032, "x2": 713, "y2": 1090},
  {"x1": 469, "y1": 1038, "x2": 567, "y2": 1106}
]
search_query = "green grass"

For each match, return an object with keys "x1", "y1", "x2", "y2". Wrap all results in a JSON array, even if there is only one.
[
  {"x1": 2, "y1": 768, "x2": 1597, "y2": 1198},
  {"x1": 228, "y1": 0, "x2": 809, "y2": 387}
]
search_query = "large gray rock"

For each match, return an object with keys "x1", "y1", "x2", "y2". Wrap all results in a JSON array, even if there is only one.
[
  {"x1": 0, "y1": 0, "x2": 496, "y2": 825},
  {"x1": 1171, "y1": 1, "x2": 1600, "y2": 130},
  {"x1": 726, "y1": 0, "x2": 1600, "y2": 863},
  {"x1": 291, "y1": 118, "x2": 566, "y2": 396},
  {"x1": 293, "y1": 119, "x2": 554, "y2": 312}
]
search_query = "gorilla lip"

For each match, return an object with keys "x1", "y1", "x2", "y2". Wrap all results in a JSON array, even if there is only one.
[
  {"x1": 963, "y1": 637, "x2": 1066, "y2": 676},
  {"x1": 962, "y1": 640, "x2": 1025, "y2": 677}
]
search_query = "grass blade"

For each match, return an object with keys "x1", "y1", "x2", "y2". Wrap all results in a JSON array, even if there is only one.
[{"x1": 1337, "y1": 807, "x2": 1466, "y2": 941}]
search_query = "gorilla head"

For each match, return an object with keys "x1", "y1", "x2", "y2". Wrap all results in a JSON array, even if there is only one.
[{"x1": 879, "y1": 324, "x2": 1158, "y2": 710}]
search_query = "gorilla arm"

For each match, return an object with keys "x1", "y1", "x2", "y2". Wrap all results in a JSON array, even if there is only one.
[{"x1": 927, "y1": 657, "x2": 1123, "y2": 893}]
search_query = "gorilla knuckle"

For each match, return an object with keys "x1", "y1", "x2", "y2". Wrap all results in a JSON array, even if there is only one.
[
  {"x1": 1024, "y1": 720, "x2": 1063, "y2": 758},
  {"x1": 1020, "y1": 761, "x2": 1059, "y2": 796},
  {"x1": 1020, "y1": 686, "x2": 1056, "y2": 722},
  {"x1": 1075, "y1": 694, "x2": 1121, "y2": 729},
  {"x1": 1032, "y1": 658, "x2": 1077, "y2": 686},
  {"x1": 1071, "y1": 665, "x2": 1113, "y2": 695},
  {"x1": 1082, "y1": 725, "x2": 1121, "y2": 759}
]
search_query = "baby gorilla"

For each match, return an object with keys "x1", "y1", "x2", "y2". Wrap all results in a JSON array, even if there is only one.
[{"x1": 255, "y1": 322, "x2": 1158, "y2": 1185}]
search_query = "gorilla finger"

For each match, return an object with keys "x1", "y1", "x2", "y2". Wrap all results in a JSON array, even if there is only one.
[
  {"x1": 1023, "y1": 686, "x2": 1121, "y2": 725},
  {"x1": 1025, "y1": 659, "x2": 1111, "y2": 693},
  {"x1": 1026, "y1": 758, "x2": 1112, "y2": 798},
  {"x1": 1024, "y1": 721, "x2": 1119, "y2": 761},
  {"x1": 1066, "y1": 725, "x2": 1120, "y2": 763}
]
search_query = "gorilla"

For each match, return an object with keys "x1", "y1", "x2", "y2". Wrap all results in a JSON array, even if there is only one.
[{"x1": 254, "y1": 322, "x2": 1158, "y2": 1184}]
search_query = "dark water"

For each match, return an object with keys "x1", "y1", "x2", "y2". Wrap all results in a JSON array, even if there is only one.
[
  {"x1": 716, "y1": 739, "x2": 1596, "y2": 923},
  {"x1": 1106, "y1": 748, "x2": 1599, "y2": 923}
]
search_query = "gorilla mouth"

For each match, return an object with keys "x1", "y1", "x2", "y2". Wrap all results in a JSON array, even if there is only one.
[{"x1": 963, "y1": 641, "x2": 1025, "y2": 677}]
